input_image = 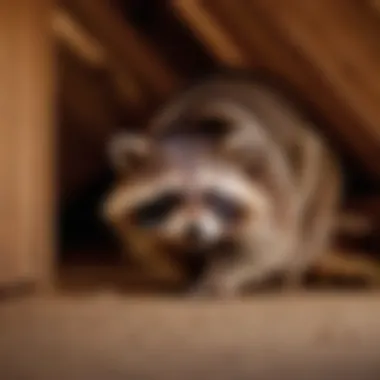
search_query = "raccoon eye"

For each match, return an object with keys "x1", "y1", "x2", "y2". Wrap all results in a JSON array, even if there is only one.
[
  {"x1": 204, "y1": 192, "x2": 244, "y2": 223},
  {"x1": 131, "y1": 193, "x2": 182, "y2": 227}
]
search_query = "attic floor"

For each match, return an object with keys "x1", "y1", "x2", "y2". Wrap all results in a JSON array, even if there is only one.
[
  {"x1": 1, "y1": 288, "x2": 380, "y2": 380},
  {"x1": 1, "y1": 243, "x2": 379, "y2": 380}
]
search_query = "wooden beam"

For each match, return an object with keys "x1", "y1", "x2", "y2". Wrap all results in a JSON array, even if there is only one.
[
  {"x1": 0, "y1": 0, "x2": 55, "y2": 288},
  {"x1": 52, "y1": 7, "x2": 106, "y2": 68},
  {"x1": 174, "y1": 0, "x2": 248, "y2": 67},
  {"x1": 53, "y1": 6, "x2": 148, "y2": 115},
  {"x1": 62, "y1": 0, "x2": 182, "y2": 107}
]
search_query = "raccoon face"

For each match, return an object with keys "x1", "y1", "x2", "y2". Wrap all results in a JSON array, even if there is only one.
[
  {"x1": 102, "y1": 131, "x2": 276, "y2": 260},
  {"x1": 102, "y1": 126, "x2": 295, "y2": 276},
  {"x1": 128, "y1": 186, "x2": 247, "y2": 250}
]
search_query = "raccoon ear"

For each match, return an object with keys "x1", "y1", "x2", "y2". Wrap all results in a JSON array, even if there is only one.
[{"x1": 106, "y1": 132, "x2": 152, "y2": 174}]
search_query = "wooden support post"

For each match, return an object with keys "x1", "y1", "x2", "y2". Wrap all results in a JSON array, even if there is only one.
[{"x1": 0, "y1": 0, "x2": 55, "y2": 289}]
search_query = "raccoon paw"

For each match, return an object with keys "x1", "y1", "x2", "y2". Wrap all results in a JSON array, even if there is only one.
[
  {"x1": 186, "y1": 284, "x2": 214, "y2": 299},
  {"x1": 186, "y1": 279, "x2": 239, "y2": 299}
]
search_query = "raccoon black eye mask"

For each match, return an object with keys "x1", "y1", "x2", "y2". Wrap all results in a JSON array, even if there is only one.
[
  {"x1": 203, "y1": 191, "x2": 246, "y2": 224},
  {"x1": 130, "y1": 189, "x2": 246, "y2": 229},
  {"x1": 130, "y1": 192, "x2": 183, "y2": 227}
]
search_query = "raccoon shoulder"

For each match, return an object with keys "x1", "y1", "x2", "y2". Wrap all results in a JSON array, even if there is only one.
[
  {"x1": 148, "y1": 71, "x2": 341, "y2": 203},
  {"x1": 148, "y1": 71, "x2": 313, "y2": 142}
]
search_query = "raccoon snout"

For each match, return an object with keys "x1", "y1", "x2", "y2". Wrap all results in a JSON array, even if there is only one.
[
  {"x1": 184, "y1": 224, "x2": 204, "y2": 244},
  {"x1": 183, "y1": 218, "x2": 222, "y2": 247}
]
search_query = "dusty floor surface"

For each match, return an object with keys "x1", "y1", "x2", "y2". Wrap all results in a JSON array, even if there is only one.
[{"x1": 1, "y1": 292, "x2": 380, "y2": 380}]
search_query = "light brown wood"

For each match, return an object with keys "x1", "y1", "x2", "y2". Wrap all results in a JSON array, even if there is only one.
[
  {"x1": 52, "y1": 7, "x2": 106, "y2": 69},
  {"x1": 2, "y1": 294, "x2": 380, "y2": 380},
  {"x1": 173, "y1": 0, "x2": 248, "y2": 67},
  {"x1": 173, "y1": 0, "x2": 380, "y2": 179},
  {"x1": 53, "y1": 7, "x2": 146, "y2": 112},
  {"x1": 0, "y1": 0, "x2": 55, "y2": 288}
]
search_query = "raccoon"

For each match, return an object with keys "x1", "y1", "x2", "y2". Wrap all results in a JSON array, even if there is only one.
[{"x1": 102, "y1": 71, "x2": 342, "y2": 297}]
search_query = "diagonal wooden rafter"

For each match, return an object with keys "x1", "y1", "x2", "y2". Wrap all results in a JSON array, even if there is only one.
[{"x1": 61, "y1": 0, "x2": 182, "y2": 113}]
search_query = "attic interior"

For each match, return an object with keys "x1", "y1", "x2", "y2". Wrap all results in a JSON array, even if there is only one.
[
  {"x1": 55, "y1": 0, "x2": 380, "y2": 293},
  {"x1": 2, "y1": 1, "x2": 380, "y2": 379}
]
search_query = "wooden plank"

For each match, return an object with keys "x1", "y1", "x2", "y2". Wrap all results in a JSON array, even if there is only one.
[
  {"x1": 53, "y1": 7, "x2": 147, "y2": 115},
  {"x1": 172, "y1": 0, "x2": 380, "y2": 179},
  {"x1": 52, "y1": 7, "x2": 106, "y2": 69},
  {"x1": 174, "y1": 0, "x2": 248, "y2": 66},
  {"x1": 0, "y1": 0, "x2": 55, "y2": 288}
]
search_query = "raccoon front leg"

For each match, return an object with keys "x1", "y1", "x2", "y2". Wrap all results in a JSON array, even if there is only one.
[
  {"x1": 283, "y1": 151, "x2": 341, "y2": 290},
  {"x1": 140, "y1": 251, "x2": 185, "y2": 284},
  {"x1": 281, "y1": 213, "x2": 335, "y2": 291},
  {"x1": 120, "y1": 233, "x2": 185, "y2": 284},
  {"x1": 282, "y1": 220, "x2": 335, "y2": 291},
  {"x1": 188, "y1": 259, "x2": 275, "y2": 298}
]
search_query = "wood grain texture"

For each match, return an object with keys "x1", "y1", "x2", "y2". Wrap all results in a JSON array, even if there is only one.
[
  {"x1": 174, "y1": 0, "x2": 248, "y2": 67},
  {"x1": 62, "y1": 0, "x2": 182, "y2": 109},
  {"x1": 0, "y1": 0, "x2": 55, "y2": 287}
]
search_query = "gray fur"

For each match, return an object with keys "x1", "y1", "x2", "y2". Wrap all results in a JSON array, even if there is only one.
[{"x1": 103, "y1": 73, "x2": 342, "y2": 297}]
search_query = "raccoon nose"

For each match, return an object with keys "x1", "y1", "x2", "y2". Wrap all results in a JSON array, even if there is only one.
[
  {"x1": 186, "y1": 224, "x2": 202, "y2": 240},
  {"x1": 185, "y1": 223, "x2": 203, "y2": 243}
]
